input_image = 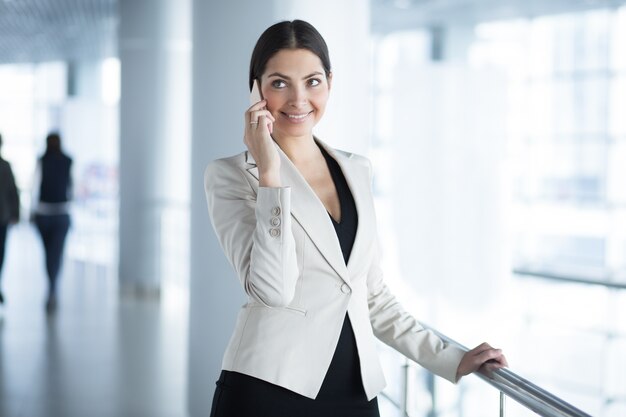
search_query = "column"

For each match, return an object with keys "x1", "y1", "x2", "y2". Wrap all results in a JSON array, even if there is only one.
[{"x1": 118, "y1": 0, "x2": 191, "y2": 296}]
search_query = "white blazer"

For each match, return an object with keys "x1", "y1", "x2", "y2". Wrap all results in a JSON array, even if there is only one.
[{"x1": 204, "y1": 138, "x2": 464, "y2": 401}]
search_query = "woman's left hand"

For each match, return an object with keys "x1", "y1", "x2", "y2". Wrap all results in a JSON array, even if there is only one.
[{"x1": 455, "y1": 342, "x2": 508, "y2": 381}]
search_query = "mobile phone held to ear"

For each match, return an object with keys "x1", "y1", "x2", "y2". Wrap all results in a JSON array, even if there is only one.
[
  {"x1": 249, "y1": 79, "x2": 273, "y2": 135},
  {"x1": 250, "y1": 79, "x2": 263, "y2": 106}
]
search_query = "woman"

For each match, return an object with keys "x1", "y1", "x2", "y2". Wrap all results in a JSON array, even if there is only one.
[
  {"x1": 33, "y1": 132, "x2": 72, "y2": 312},
  {"x1": 205, "y1": 20, "x2": 507, "y2": 417}
]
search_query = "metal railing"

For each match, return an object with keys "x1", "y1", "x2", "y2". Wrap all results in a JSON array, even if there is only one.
[
  {"x1": 513, "y1": 268, "x2": 626, "y2": 290},
  {"x1": 383, "y1": 325, "x2": 594, "y2": 417}
]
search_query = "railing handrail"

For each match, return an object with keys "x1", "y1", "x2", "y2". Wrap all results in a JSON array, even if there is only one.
[
  {"x1": 424, "y1": 325, "x2": 594, "y2": 417},
  {"x1": 513, "y1": 267, "x2": 626, "y2": 290}
]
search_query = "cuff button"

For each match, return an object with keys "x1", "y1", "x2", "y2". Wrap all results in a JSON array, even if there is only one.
[
  {"x1": 271, "y1": 207, "x2": 281, "y2": 216},
  {"x1": 270, "y1": 217, "x2": 281, "y2": 227},
  {"x1": 269, "y1": 228, "x2": 280, "y2": 237}
]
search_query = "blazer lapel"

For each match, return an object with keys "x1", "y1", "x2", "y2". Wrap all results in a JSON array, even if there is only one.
[
  {"x1": 316, "y1": 141, "x2": 375, "y2": 278},
  {"x1": 245, "y1": 143, "x2": 350, "y2": 285}
]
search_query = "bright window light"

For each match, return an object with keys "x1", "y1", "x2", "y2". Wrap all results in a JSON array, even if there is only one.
[{"x1": 101, "y1": 57, "x2": 120, "y2": 105}]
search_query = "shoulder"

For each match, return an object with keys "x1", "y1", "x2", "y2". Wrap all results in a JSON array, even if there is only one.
[
  {"x1": 204, "y1": 151, "x2": 249, "y2": 187},
  {"x1": 331, "y1": 148, "x2": 373, "y2": 176},
  {"x1": 205, "y1": 151, "x2": 247, "y2": 175},
  {"x1": 335, "y1": 149, "x2": 371, "y2": 166},
  {"x1": 0, "y1": 159, "x2": 13, "y2": 175}
]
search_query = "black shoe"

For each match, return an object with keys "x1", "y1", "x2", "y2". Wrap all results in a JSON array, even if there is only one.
[{"x1": 0, "y1": 290, "x2": 4, "y2": 304}]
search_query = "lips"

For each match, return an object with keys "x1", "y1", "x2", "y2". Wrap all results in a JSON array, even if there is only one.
[{"x1": 281, "y1": 110, "x2": 313, "y2": 123}]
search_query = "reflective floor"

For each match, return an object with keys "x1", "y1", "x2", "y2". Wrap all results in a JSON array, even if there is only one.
[{"x1": 0, "y1": 224, "x2": 188, "y2": 417}]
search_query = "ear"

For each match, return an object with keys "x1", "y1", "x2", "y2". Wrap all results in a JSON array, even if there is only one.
[{"x1": 327, "y1": 72, "x2": 333, "y2": 92}]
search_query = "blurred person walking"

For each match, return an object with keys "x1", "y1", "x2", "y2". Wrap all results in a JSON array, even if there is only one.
[
  {"x1": 32, "y1": 132, "x2": 72, "y2": 313},
  {"x1": 0, "y1": 133, "x2": 20, "y2": 305}
]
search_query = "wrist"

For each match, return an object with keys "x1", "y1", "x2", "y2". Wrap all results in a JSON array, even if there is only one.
[{"x1": 259, "y1": 171, "x2": 281, "y2": 187}]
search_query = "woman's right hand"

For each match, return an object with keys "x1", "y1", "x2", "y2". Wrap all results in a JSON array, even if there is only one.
[{"x1": 244, "y1": 99, "x2": 281, "y2": 187}]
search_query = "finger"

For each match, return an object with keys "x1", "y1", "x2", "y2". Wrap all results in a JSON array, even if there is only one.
[
  {"x1": 246, "y1": 99, "x2": 267, "y2": 113},
  {"x1": 247, "y1": 118, "x2": 260, "y2": 130},
  {"x1": 471, "y1": 342, "x2": 493, "y2": 354},
  {"x1": 248, "y1": 110, "x2": 274, "y2": 128},
  {"x1": 249, "y1": 109, "x2": 275, "y2": 123},
  {"x1": 488, "y1": 354, "x2": 508, "y2": 367},
  {"x1": 248, "y1": 116, "x2": 274, "y2": 133},
  {"x1": 479, "y1": 363, "x2": 499, "y2": 377},
  {"x1": 476, "y1": 348, "x2": 503, "y2": 365},
  {"x1": 501, "y1": 355, "x2": 509, "y2": 367},
  {"x1": 265, "y1": 116, "x2": 273, "y2": 135}
]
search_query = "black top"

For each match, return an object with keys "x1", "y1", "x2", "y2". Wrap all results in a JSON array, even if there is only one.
[
  {"x1": 319, "y1": 145, "x2": 358, "y2": 264},
  {"x1": 316, "y1": 145, "x2": 368, "y2": 402},
  {"x1": 39, "y1": 152, "x2": 72, "y2": 203}
]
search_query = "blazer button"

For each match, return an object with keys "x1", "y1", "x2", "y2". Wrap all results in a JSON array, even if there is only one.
[
  {"x1": 269, "y1": 228, "x2": 280, "y2": 237},
  {"x1": 270, "y1": 217, "x2": 281, "y2": 227},
  {"x1": 340, "y1": 283, "x2": 351, "y2": 294},
  {"x1": 271, "y1": 207, "x2": 281, "y2": 216}
]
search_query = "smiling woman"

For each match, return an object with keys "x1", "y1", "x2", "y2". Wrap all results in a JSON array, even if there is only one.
[
  {"x1": 260, "y1": 49, "x2": 331, "y2": 138},
  {"x1": 203, "y1": 19, "x2": 507, "y2": 417}
]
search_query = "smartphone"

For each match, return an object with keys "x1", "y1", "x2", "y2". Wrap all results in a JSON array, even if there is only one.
[{"x1": 250, "y1": 79, "x2": 263, "y2": 106}]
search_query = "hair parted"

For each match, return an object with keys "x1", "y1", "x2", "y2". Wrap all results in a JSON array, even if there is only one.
[{"x1": 249, "y1": 20, "x2": 331, "y2": 90}]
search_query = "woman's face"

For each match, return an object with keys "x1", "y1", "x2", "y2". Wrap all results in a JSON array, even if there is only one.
[{"x1": 260, "y1": 48, "x2": 331, "y2": 140}]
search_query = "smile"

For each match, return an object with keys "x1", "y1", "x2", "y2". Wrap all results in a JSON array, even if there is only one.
[{"x1": 283, "y1": 111, "x2": 313, "y2": 121}]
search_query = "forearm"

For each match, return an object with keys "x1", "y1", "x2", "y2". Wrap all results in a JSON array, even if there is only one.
[
  {"x1": 368, "y1": 283, "x2": 465, "y2": 383},
  {"x1": 205, "y1": 159, "x2": 299, "y2": 307},
  {"x1": 245, "y1": 186, "x2": 299, "y2": 307}
]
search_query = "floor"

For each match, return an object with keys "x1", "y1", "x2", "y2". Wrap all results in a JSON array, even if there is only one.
[{"x1": 0, "y1": 224, "x2": 188, "y2": 417}]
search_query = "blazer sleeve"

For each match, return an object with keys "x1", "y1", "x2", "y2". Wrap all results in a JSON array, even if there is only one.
[
  {"x1": 362, "y1": 161, "x2": 465, "y2": 384},
  {"x1": 204, "y1": 158, "x2": 299, "y2": 307}
]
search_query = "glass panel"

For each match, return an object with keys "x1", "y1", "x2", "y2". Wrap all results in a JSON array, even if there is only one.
[
  {"x1": 575, "y1": 10, "x2": 611, "y2": 72},
  {"x1": 609, "y1": 75, "x2": 626, "y2": 136},
  {"x1": 577, "y1": 76, "x2": 608, "y2": 134},
  {"x1": 607, "y1": 142, "x2": 626, "y2": 204},
  {"x1": 610, "y1": 6, "x2": 626, "y2": 70},
  {"x1": 527, "y1": 142, "x2": 606, "y2": 203},
  {"x1": 374, "y1": 7, "x2": 625, "y2": 417},
  {"x1": 529, "y1": 17, "x2": 554, "y2": 77},
  {"x1": 528, "y1": 81, "x2": 553, "y2": 136}
]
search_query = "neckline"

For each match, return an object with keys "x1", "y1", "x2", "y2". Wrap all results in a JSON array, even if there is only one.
[{"x1": 319, "y1": 145, "x2": 343, "y2": 225}]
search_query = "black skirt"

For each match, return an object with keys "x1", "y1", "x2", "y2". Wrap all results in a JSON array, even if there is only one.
[{"x1": 209, "y1": 315, "x2": 380, "y2": 417}]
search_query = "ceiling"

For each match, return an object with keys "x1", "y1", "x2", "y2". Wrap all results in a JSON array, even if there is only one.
[
  {"x1": 371, "y1": 0, "x2": 626, "y2": 33},
  {"x1": 0, "y1": 0, "x2": 117, "y2": 65},
  {"x1": 0, "y1": 0, "x2": 624, "y2": 65}
]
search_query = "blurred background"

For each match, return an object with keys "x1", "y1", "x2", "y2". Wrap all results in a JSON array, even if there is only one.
[{"x1": 0, "y1": 0, "x2": 625, "y2": 416}]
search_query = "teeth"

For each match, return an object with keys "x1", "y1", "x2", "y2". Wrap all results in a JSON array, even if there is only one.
[{"x1": 287, "y1": 113, "x2": 309, "y2": 119}]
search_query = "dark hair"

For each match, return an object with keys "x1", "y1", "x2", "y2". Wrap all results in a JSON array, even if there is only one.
[
  {"x1": 45, "y1": 132, "x2": 62, "y2": 154},
  {"x1": 249, "y1": 20, "x2": 331, "y2": 90}
]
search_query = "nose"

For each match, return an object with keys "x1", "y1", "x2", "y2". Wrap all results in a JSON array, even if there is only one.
[{"x1": 287, "y1": 85, "x2": 308, "y2": 108}]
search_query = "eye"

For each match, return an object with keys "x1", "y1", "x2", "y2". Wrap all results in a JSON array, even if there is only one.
[
  {"x1": 271, "y1": 79, "x2": 287, "y2": 88},
  {"x1": 308, "y1": 78, "x2": 322, "y2": 87}
]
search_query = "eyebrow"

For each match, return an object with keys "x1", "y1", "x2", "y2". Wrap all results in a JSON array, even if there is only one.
[{"x1": 266, "y1": 71, "x2": 324, "y2": 80}]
